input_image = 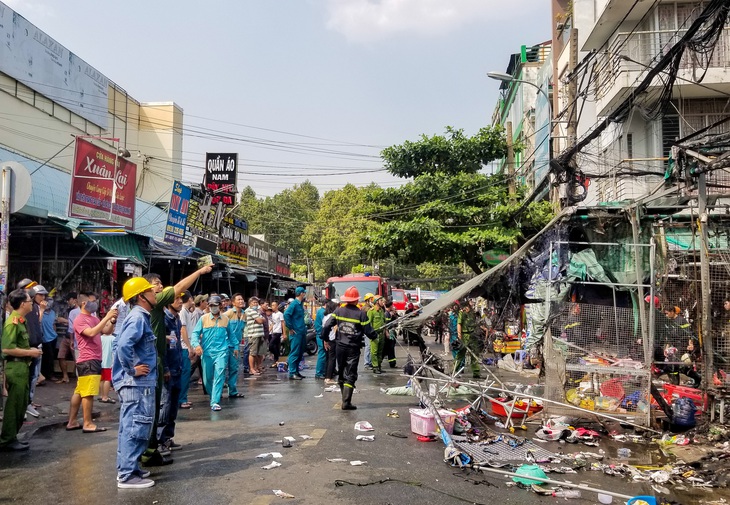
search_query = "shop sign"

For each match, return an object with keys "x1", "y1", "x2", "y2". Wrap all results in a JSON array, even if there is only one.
[
  {"x1": 164, "y1": 181, "x2": 191, "y2": 244},
  {"x1": 186, "y1": 187, "x2": 225, "y2": 244},
  {"x1": 68, "y1": 138, "x2": 136, "y2": 230},
  {"x1": 276, "y1": 248, "x2": 291, "y2": 277},
  {"x1": 203, "y1": 153, "x2": 237, "y2": 206},
  {"x1": 247, "y1": 236, "x2": 270, "y2": 270},
  {"x1": 218, "y1": 216, "x2": 249, "y2": 267}
]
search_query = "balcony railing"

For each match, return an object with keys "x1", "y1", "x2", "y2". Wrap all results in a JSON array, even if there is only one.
[{"x1": 595, "y1": 27, "x2": 730, "y2": 101}]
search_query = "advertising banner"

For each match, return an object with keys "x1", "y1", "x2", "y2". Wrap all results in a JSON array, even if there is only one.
[
  {"x1": 276, "y1": 248, "x2": 291, "y2": 277},
  {"x1": 218, "y1": 216, "x2": 249, "y2": 267},
  {"x1": 186, "y1": 187, "x2": 225, "y2": 244},
  {"x1": 68, "y1": 138, "x2": 136, "y2": 230},
  {"x1": 204, "y1": 153, "x2": 238, "y2": 206},
  {"x1": 164, "y1": 181, "x2": 191, "y2": 244}
]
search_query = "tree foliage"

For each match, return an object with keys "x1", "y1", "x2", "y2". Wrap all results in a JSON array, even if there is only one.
[{"x1": 365, "y1": 126, "x2": 553, "y2": 274}]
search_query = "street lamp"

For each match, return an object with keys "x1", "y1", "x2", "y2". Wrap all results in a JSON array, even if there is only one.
[{"x1": 487, "y1": 71, "x2": 553, "y2": 131}]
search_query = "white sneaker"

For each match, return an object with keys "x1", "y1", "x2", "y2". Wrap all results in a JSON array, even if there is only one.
[
  {"x1": 26, "y1": 405, "x2": 40, "y2": 418},
  {"x1": 118, "y1": 477, "x2": 155, "y2": 489}
]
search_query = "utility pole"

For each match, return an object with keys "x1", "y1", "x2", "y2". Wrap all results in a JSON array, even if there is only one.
[
  {"x1": 0, "y1": 166, "x2": 11, "y2": 295},
  {"x1": 506, "y1": 121, "x2": 515, "y2": 201},
  {"x1": 566, "y1": 28, "x2": 579, "y2": 150},
  {"x1": 698, "y1": 173, "x2": 713, "y2": 389}
]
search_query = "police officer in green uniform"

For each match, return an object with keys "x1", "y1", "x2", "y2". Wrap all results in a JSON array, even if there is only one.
[
  {"x1": 367, "y1": 296, "x2": 387, "y2": 374},
  {"x1": 0, "y1": 289, "x2": 42, "y2": 451},
  {"x1": 456, "y1": 303, "x2": 481, "y2": 379}
]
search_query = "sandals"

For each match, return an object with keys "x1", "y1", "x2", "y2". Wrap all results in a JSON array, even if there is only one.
[
  {"x1": 179, "y1": 402, "x2": 193, "y2": 409},
  {"x1": 211, "y1": 404, "x2": 222, "y2": 411},
  {"x1": 99, "y1": 398, "x2": 116, "y2": 404}
]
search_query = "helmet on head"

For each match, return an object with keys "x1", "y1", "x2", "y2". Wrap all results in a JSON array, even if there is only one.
[
  {"x1": 17, "y1": 278, "x2": 37, "y2": 290},
  {"x1": 341, "y1": 286, "x2": 360, "y2": 303},
  {"x1": 123, "y1": 277, "x2": 155, "y2": 302},
  {"x1": 363, "y1": 293, "x2": 374, "y2": 302},
  {"x1": 30, "y1": 285, "x2": 48, "y2": 296},
  {"x1": 373, "y1": 295, "x2": 384, "y2": 303},
  {"x1": 208, "y1": 295, "x2": 222, "y2": 306}
]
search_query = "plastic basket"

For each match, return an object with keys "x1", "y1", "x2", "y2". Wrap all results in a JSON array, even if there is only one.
[{"x1": 409, "y1": 408, "x2": 456, "y2": 436}]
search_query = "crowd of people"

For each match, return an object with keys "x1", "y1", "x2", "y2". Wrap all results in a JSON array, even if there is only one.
[{"x1": 0, "y1": 269, "x2": 414, "y2": 489}]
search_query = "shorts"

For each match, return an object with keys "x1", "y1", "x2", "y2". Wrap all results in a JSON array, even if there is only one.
[
  {"x1": 101, "y1": 368, "x2": 112, "y2": 382},
  {"x1": 249, "y1": 337, "x2": 266, "y2": 357},
  {"x1": 74, "y1": 359, "x2": 102, "y2": 397},
  {"x1": 57, "y1": 336, "x2": 75, "y2": 360}
]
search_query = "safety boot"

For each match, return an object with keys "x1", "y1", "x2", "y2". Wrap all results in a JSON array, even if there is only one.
[
  {"x1": 375, "y1": 366, "x2": 383, "y2": 374},
  {"x1": 341, "y1": 384, "x2": 357, "y2": 410}
]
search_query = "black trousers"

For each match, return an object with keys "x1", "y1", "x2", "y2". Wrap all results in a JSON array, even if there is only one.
[
  {"x1": 325, "y1": 340, "x2": 337, "y2": 379},
  {"x1": 269, "y1": 333, "x2": 282, "y2": 361},
  {"x1": 384, "y1": 337, "x2": 396, "y2": 367},
  {"x1": 336, "y1": 343, "x2": 360, "y2": 387},
  {"x1": 41, "y1": 340, "x2": 57, "y2": 379}
]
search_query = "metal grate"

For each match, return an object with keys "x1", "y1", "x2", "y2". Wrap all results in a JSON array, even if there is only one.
[{"x1": 454, "y1": 438, "x2": 560, "y2": 464}]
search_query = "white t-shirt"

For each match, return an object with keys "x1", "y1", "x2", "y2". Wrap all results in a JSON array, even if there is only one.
[
  {"x1": 270, "y1": 311, "x2": 284, "y2": 334},
  {"x1": 323, "y1": 314, "x2": 336, "y2": 341}
]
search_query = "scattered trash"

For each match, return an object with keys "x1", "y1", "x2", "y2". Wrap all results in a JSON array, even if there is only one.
[
  {"x1": 261, "y1": 393, "x2": 275, "y2": 397},
  {"x1": 386, "y1": 410, "x2": 399, "y2": 418},
  {"x1": 354, "y1": 421, "x2": 374, "y2": 432},
  {"x1": 300, "y1": 435, "x2": 312, "y2": 440},
  {"x1": 552, "y1": 489, "x2": 581, "y2": 498},
  {"x1": 386, "y1": 432, "x2": 408, "y2": 438},
  {"x1": 273, "y1": 489, "x2": 295, "y2": 499},
  {"x1": 512, "y1": 464, "x2": 548, "y2": 485},
  {"x1": 327, "y1": 458, "x2": 348, "y2": 463},
  {"x1": 349, "y1": 460, "x2": 367, "y2": 466},
  {"x1": 314, "y1": 394, "x2": 323, "y2": 398},
  {"x1": 324, "y1": 385, "x2": 340, "y2": 392},
  {"x1": 257, "y1": 452, "x2": 283, "y2": 459},
  {"x1": 279, "y1": 422, "x2": 285, "y2": 426},
  {"x1": 262, "y1": 461, "x2": 282, "y2": 470},
  {"x1": 284, "y1": 436, "x2": 296, "y2": 442},
  {"x1": 282, "y1": 439, "x2": 292, "y2": 448},
  {"x1": 417, "y1": 435, "x2": 437, "y2": 442},
  {"x1": 356, "y1": 435, "x2": 375, "y2": 442},
  {"x1": 617, "y1": 448, "x2": 632, "y2": 458},
  {"x1": 597, "y1": 493, "x2": 613, "y2": 504}
]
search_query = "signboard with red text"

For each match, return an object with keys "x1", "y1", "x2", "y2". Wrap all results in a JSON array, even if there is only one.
[{"x1": 68, "y1": 138, "x2": 136, "y2": 230}]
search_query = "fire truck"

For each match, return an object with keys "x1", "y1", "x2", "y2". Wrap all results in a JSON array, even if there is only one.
[{"x1": 325, "y1": 273, "x2": 390, "y2": 302}]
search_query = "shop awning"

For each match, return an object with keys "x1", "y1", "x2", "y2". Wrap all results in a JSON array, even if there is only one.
[
  {"x1": 83, "y1": 234, "x2": 146, "y2": 265},
  {"x1": 402, "y1": 208, "x2": 574, "y2": 329}
]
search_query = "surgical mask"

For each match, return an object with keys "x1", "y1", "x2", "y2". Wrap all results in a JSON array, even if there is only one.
[
  {"x1": 85, "y1": 301, "x2": 99, "y2": 313},
  {"x1": 210, "y1": 305, "x2": 220, "y2": 315}
]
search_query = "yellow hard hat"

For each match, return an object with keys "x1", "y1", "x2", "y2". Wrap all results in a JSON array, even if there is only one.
[
  {"x1": 363, "y1": 293, "x2": 374, "y2": 301},
  {"x1": 123, "y1": 277, "x2": 154, "y2": 302}
]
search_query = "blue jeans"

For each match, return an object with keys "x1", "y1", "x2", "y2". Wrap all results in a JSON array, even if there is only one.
[
  {"x1": 226, "y1": 347, "x2": 239, "y2": 395},
  {"x1": 158, "y1": 375, "x2": 180, "y2": 444},
  {"x1": 364, "y1": 342, "x2": 372, "y2": 367},
  {"x1": 242, "y1": 341, "x2": 250, "y2": 374},
  {"x1": 315, "y1": 336, "x2": 327, "y2": 377},
  {"x1": 116, "y1": 386, "x2": 155, "y2": 482},
  {"x1": 29, "y1": 356, "x2": 40, "y2": 402},
  {"x1": 287, "y1": 333, "x2": 305, "y2": 376},
  {"x1": 179, "y1": 349, "x2": 191, "y2": 406}
]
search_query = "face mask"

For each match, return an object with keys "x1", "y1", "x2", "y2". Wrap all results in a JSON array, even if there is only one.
[
  {"x1": 85, "y1": 301, "x2": 99, "y2": 313},
  {"x1": 210, "y1": 305, "x2": 220, "y2": 315}
]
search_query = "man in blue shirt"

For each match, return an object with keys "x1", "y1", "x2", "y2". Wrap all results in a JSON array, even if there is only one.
[
  {"x1": 284, "y1": 287, "x2": 307, "y2": 380},
  {"x1": 113, "y1": 277, "x2": 158, "y2": 489},
  {"x1": 40, "y1": 300, "x2": 57, "y2": 382},
  {"x1": 313, "y1": 301, "x2": 327, "y2": 379}
]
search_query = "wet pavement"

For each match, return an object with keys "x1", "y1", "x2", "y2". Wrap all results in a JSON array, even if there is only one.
[{"x1": 1, "y1": 341, "x2": 728, "y2": 504}]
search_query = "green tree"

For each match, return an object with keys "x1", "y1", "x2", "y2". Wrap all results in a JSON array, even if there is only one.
[
  {"x1": 365, "y1": 126, "x2": 552, "y2": 274},
  {"x1": 302, "y1": 183, "x2": 374, "y2": 279}
]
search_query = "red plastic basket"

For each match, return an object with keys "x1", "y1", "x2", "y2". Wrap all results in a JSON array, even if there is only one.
[
  {"x1": 489, "y1": 397, "x2": 542, "y2": 418},
  {"x1": 600, "y1": 379, "x2": 625, "y2": 401}
]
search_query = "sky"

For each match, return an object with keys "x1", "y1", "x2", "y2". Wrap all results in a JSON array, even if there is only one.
[{"x1": 5, "y1": 0, "x2": 551, "y2": 197}]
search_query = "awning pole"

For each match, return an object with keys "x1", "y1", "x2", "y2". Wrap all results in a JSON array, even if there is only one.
[{"x1": 57, "y1": 239, "x2": 100, "y2": 288}]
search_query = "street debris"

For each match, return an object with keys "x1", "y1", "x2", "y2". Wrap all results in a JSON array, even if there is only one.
[
  {"x1": 262, "y1": 461, "x2": 282, "y2": 470},
  {"x1": 386, "y1": 409, "x2": 399, "y2": 418},
  {"x1": 354, "y1": 421, "x2": 374, "y2": 431},
  {"x1": 386, "y1": 431, "x2": 408, "y2": 438},
  {"x1": 349, "y1": 460, "x2": 367, "y2": 466},
  {"x1": 356, "y1": 435, "x2": 375, "y2": 442},
  {"x1": 324, "y1": 385, "x2": 340, "y2": 393},
  {"x1": 256, "y1": 452, "x2": 283, "y2": 459},
  {"x1": 300, "y1": 435, "x2": 312, "y2": 440},
  {"x1": 272, "y1": 489, "x2": 295, "y2": 499},
  {"x1": 327, "y1": 458, "x2": 348, "y2": 463},
  {"x1": 314, "y1": 393, "x2": 323, "y2": 398}
]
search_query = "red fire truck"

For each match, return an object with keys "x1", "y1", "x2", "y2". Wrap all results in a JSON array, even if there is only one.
[{"x1": 325, "y1": 274, "x2": 389, "y2": 303}]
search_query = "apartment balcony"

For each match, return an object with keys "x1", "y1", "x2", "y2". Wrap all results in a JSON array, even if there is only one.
[{"x1": 595, "y1": 28, "x2": 730, "y2": 117}]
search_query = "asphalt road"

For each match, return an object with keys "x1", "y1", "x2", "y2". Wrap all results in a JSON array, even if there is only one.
[{"x1": 0, "y1": 342, "x2": 720, "y2": 504}]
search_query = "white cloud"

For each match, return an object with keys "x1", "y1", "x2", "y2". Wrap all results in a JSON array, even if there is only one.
[{"x1": 325, "y1": 0, "x2": 529, "y2": 42}]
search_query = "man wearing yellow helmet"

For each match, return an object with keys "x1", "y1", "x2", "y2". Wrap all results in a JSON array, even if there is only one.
[
  {"x1": 367, "y1": 296, "x2": 387, "y2": 374},
  {"x1": 113, "y1": 277, "x2": 158, "y2": 488}
]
